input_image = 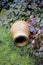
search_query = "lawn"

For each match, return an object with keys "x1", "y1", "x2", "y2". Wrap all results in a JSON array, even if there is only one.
[{"x1": 0, "y1": 26, "x2": 34, "y2": 65}]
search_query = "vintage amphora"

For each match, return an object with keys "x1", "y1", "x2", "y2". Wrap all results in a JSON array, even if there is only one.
[{"x1": 10, "y1": 20, "x2": 30, "y2": 47}]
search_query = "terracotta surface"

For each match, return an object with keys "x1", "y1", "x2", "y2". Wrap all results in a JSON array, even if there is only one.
[{"x1": 10, "y1": 20, "x2": 30, "y2": 47}]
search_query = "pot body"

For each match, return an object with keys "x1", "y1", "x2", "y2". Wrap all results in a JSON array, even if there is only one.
[{"x1": 10, "y1": 20, "x2": 30, "y2": 47}]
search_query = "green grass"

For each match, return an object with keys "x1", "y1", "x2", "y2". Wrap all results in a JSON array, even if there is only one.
[
  {"x1": 0, "y1": 26, "x2": 34, "y2": 65},
  {"x1": 0, "y1": 9, "x2": 7, "y2": 17}
]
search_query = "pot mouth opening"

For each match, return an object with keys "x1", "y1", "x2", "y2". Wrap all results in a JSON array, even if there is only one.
[{"x1": 14, "y1": 36, "x2": 28, "y2": 44}]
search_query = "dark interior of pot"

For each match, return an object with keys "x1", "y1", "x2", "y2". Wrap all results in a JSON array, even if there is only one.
[{"x1": 14, "y1": 36, "x2": 28, "y2": 44}]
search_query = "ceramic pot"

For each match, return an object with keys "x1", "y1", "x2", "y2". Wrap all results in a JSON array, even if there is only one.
[{"x1": 10, "y1": 20, "x2": 30, "y2": 47}]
